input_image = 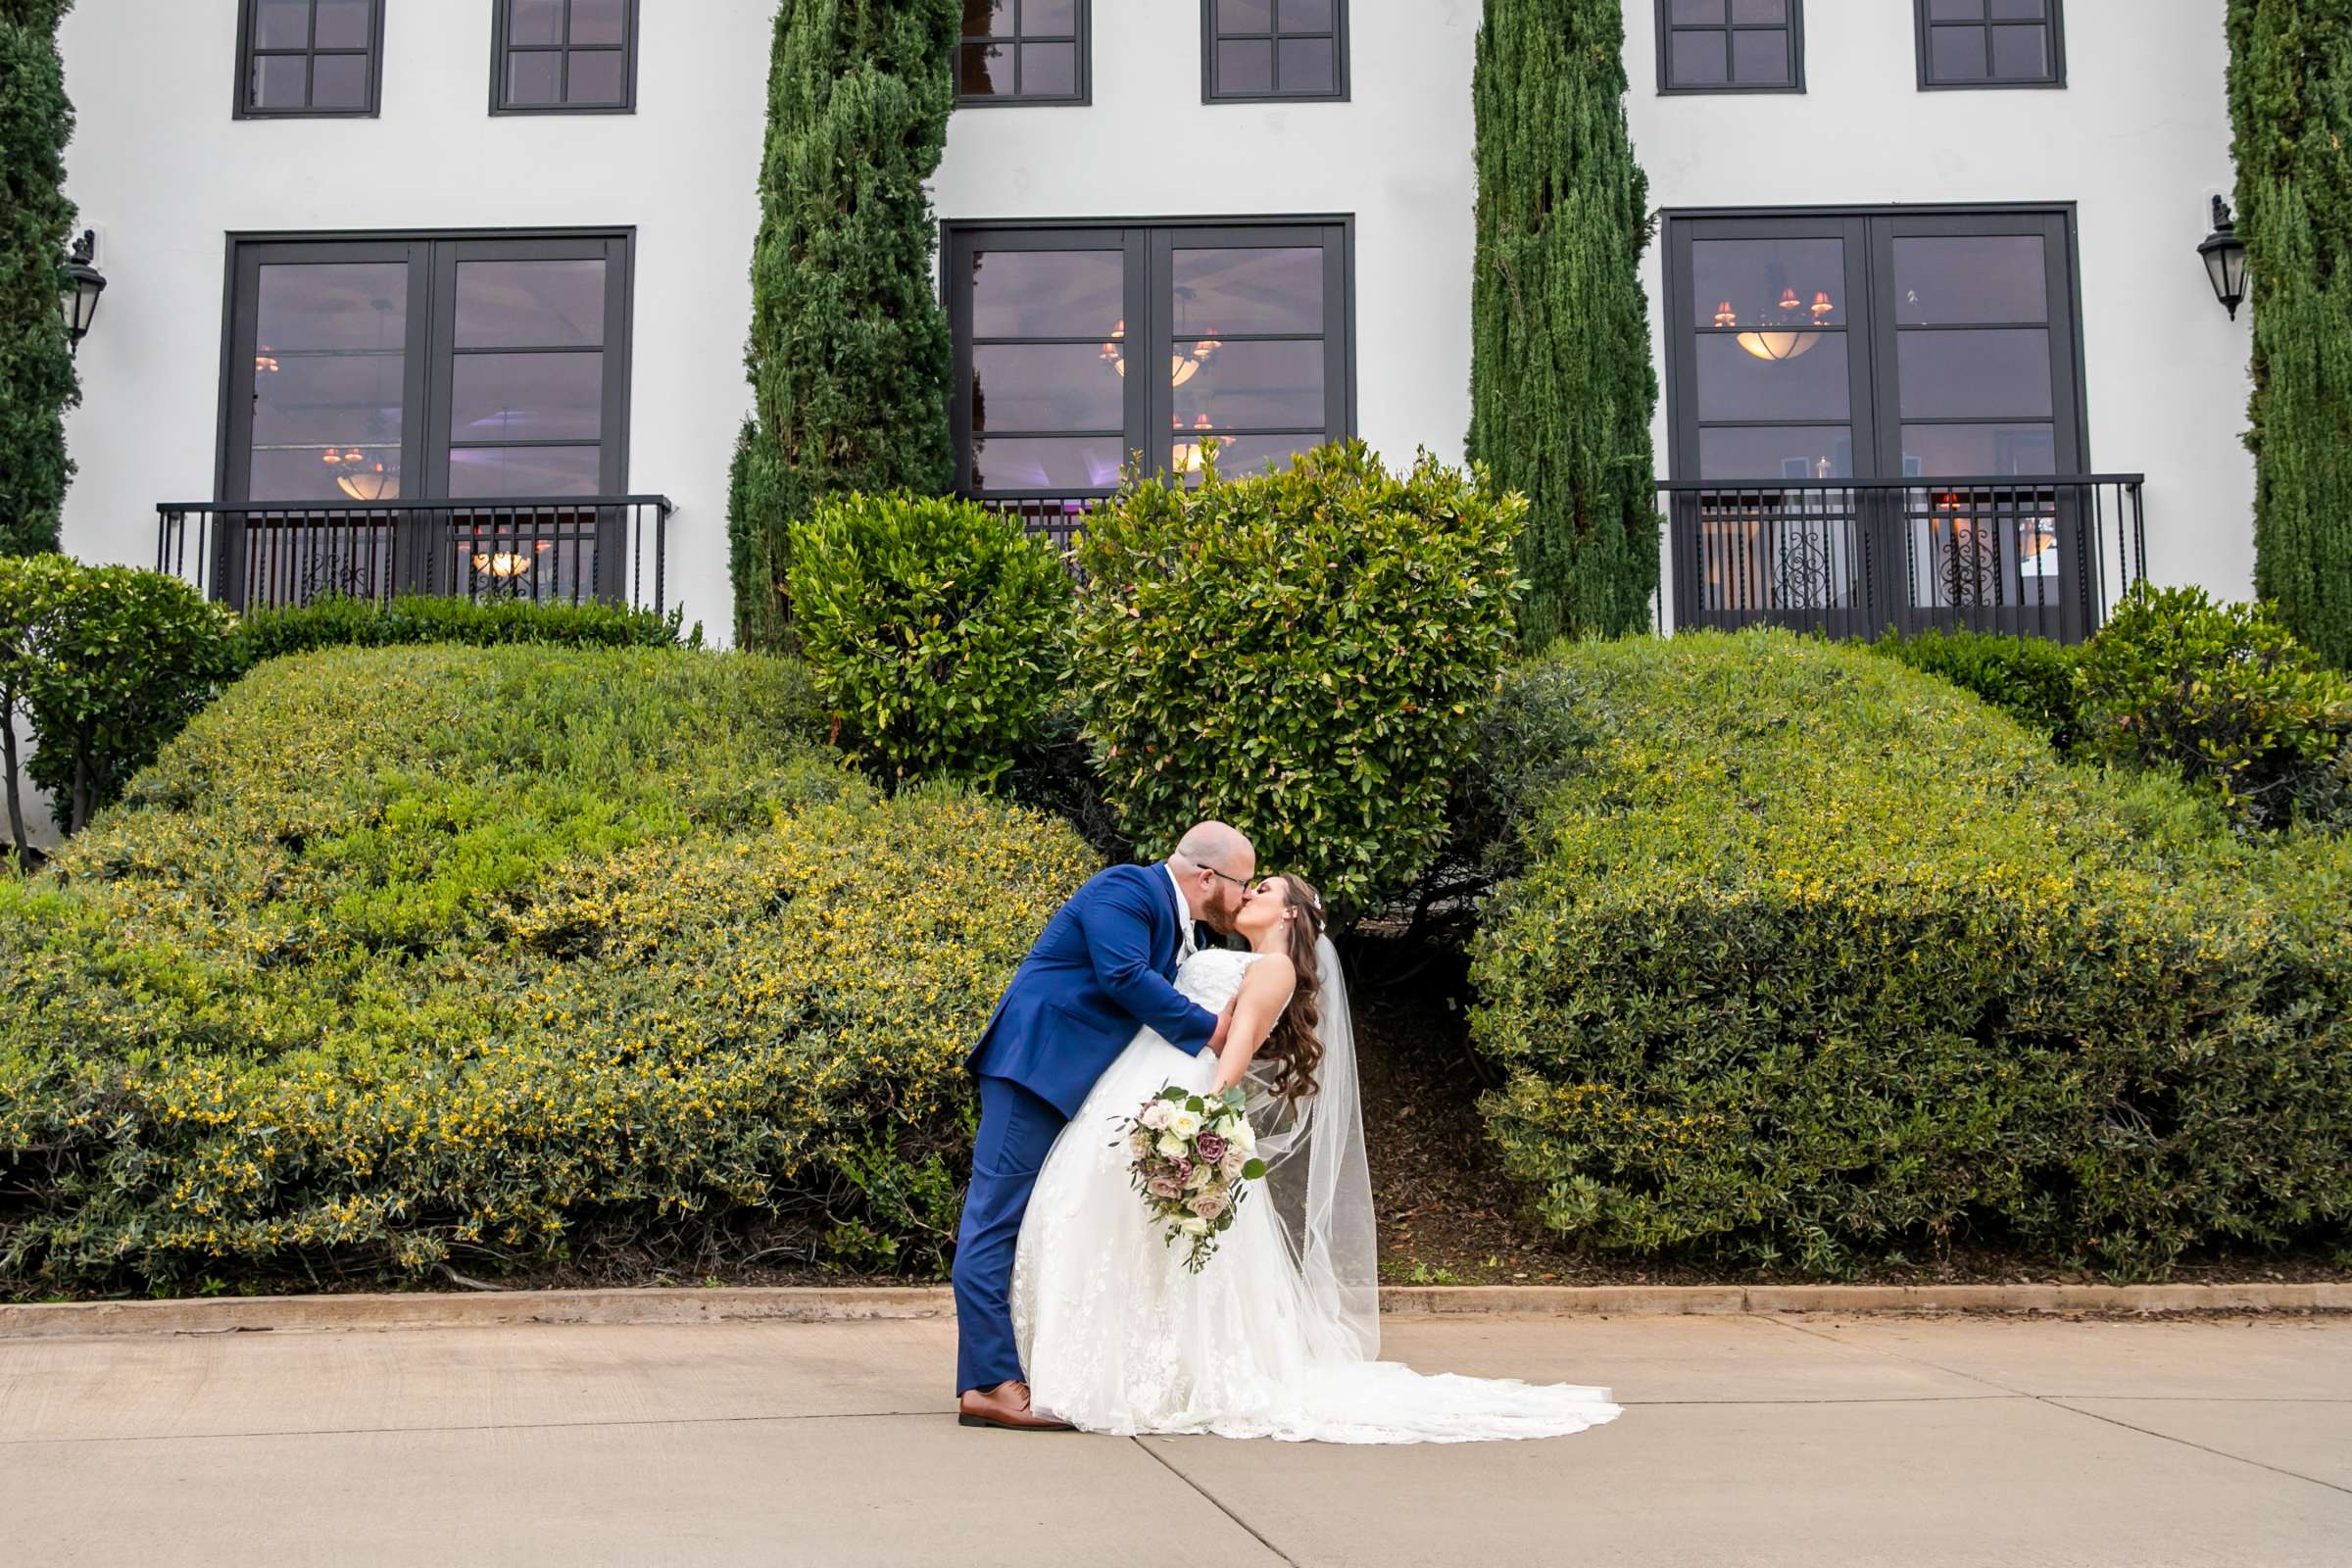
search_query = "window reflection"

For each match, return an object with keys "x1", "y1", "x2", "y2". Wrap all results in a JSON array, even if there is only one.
[{"x1": 249, "y1": 262, "x2": 407, "y2": 503}]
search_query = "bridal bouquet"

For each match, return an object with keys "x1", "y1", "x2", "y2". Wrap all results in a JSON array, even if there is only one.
[{"x1": 1118, "y1": 1085, "x2": 1268, "y2": 1273}]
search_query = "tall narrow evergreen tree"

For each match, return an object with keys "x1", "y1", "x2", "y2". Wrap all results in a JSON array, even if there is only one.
[
  {"x1": 2229, "y1": 0, "x2": 2352, "y2": 668},
  {"x1": 0, "y1": 0, "x2": 80, "y2": 558},
  {"x1": 1468, "y1": 0, "x2": 1660, "y2": 647},
  {"x1": 727, "y1": 0, "x2": 959, "y2": 650}
]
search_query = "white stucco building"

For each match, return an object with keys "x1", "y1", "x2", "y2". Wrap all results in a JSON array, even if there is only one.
[{"x1": 51, "y1": 0, "x2": 2249, "y2": 646}]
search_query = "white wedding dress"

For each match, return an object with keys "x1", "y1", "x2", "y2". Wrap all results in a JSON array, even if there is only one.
[{"x1": 1010, "y1": 944, "x2": 1622, "y2": 1444}]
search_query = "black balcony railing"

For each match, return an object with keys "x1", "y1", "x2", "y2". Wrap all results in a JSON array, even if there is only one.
[
  {"x1": 980, "y1": 494, "x2": 1102, "y2": 555},
  {"x1": 1659, "y1": 474, "x2": 2146, "y2": 644},
  {"x1": 156, "y1": 496, "x2": 673, "y2": 613}
]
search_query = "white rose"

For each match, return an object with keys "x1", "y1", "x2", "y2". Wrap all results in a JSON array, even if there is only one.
[
  {"x1": 1178, "y1": 1216, "x2": 1211, "y2": 1237},
  {"x1": 1215, "y1": 1114, "x2": 1244, "y2": 1139},
  {"x1": 1167, "y1": 1108, "x2": 1203, "y2": 1139},
  {"x1": 1139, "y1": 1102, "x2": 1173, "y2": 1131},
  {"x1": 1156, "y1": 1133, "x2": 1187, "y2": 1159},
  {"x1": 1231, "y1": 1123, "x2": 1257, "y2": 1156},
  {"x1": 1185, "y1": 1161, "x2": 1214, "y2": 1191},
  {"x1": 1219, "y1": 1148, "x2": 1249, "y2": 1180}
]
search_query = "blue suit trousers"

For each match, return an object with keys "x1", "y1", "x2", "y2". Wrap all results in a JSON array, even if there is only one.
[{"x1": 953, "y1": 1074, "x2": 1068, "y2": 1395}]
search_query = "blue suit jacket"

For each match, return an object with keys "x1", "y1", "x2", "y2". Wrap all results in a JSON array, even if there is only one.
[{"x1": 969, "y1": 862, "x2": 1219, "y2": 1117}]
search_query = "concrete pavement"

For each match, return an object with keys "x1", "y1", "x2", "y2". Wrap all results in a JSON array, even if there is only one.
[{"x1": 3, "y1": 1312, "x2": 2347, "y2": 1566}]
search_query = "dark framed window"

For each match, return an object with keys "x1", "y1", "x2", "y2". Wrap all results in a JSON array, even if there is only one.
[
  {"x1": 1662, "y1": 207, "x2": 2083, "y2": 483},
  {"x1": 222, "y1": 230, "x2": 633, "y2": 506},
  {"x1": 1201, "y1": 0, "x2": 1348, "y2": 103},
  {"x1": 957, "y1": 0, "x2": 1090, "y2": 107},
  {"x1": 1917, "y1": 0, "x2": 2064, "y2": 89},
  {"x1": 1660, "y1": 206, "x2": 2092, "y2": 636},
  {"x1": 235, "y1": 0, "x2": 384, "y2": 118},
  {"x1": 493, "y1": 0, "x2": 640, "y2": 114},
  {"x1": 218, "y1": 230, "x2": 636, "y2": 605},
  {"x1": 1657, "y1": 0, "x2": 1802, "y2": 94},
  {"x1": 945, "y1": 219, "x2": 1354, "y2": 498}
]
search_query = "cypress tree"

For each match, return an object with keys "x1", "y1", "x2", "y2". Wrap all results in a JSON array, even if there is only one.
[
  {"x1": 1468, "y1": 0, "x2": 1660, "y2": 647},
  {"x1": 2228, "y1": 0, "x2": 2352, "y2": 668},
  {"x1": 727, "y1": 0, "x2": 958, "y2": 650},
  {"x1": 0, "y1": 0, "x2": 79, "y2": 559}
]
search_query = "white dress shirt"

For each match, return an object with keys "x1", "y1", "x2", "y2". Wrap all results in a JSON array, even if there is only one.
[{"x1": 1162, "y1": 861, "x2": 1199, "y2": 965}]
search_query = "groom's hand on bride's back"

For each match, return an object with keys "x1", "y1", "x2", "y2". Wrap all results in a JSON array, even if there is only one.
[{"x1": 1208, "y1": 995, "x2": 1239, "y2": 1053}]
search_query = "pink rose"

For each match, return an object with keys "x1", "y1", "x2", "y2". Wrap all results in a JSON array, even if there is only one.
[
  {"x1": 1139, "y1": 1102, "x2": 1173, "y2": 1131},
  {"x1": 1147, "y1": 1174, "x2": 1180, "y2": 1200},
  {"x1": 1188, "y1": 1189, "x2": 1228, "y2": 1221},
  {"x1": 1220, "y1": 1148, "x2": 1249, "y2": 1180},
  {"x1": 1195, "y1": 1132, "x2": 1228, "y2": 1163}
]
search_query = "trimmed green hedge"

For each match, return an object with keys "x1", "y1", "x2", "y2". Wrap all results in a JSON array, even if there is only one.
[
  {"x1": 1869, "y1": 627, "x2": 2084, "y2": 754},
  {"x1": 1, "y1": 555, "x2": 237, "y2": 846},
  {"x1": 229, "y1": 593, "x2": 694, "y2": 668},
  {"x1": 1074, "y1": 442, "x2": 1524, "y2": 919},
  {"x1": 2078, "y1": 584, "x2": 2352, "y2": 833},
  {"x1": 788, "y1": 491, "x2": 1070, "y2": 788},
  {"x1": 0, "y1": 645, "x2": 1096, "y2": 1294},
  {"x1": 1470, "y1": 632, "x2": 2352, "y2": 1279}
]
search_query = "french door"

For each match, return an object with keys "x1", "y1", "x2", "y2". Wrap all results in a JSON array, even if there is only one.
[
  {"x1": 1662, "y1": 208, "x2": 2090, "y2": 638},
  {"x1": 945, "y1": 220, "x2": 1352, "y2": 537},
  {"x1": 220, "y1": 230, "x2": 632, "y2": 605}
]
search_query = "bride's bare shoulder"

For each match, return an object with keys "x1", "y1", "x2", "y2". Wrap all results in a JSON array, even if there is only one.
[{"x1": 1241, "y1": 951, "x2": 1297, "y2": 995}]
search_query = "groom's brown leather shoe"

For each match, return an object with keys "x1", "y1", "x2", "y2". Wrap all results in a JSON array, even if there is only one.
[{"x1": 957, "y1": 1380, "x2": 1074, "y2": 1432}]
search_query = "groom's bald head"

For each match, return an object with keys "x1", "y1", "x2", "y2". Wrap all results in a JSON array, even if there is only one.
[
  {"x1": 1175, "y1": 820, "x2": 1251, "y2": 871},
  {"x1": 1168, "y1": 821, "x2": 1256, "y2": 932}
]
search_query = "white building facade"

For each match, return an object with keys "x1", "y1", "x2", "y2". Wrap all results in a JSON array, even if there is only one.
[{"x1": 53, "y1": 0, "x2": 2249, "y2": 645}]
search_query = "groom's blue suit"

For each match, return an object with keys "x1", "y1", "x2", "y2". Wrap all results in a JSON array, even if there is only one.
[{"x1": 954, "y1": 861, "x2": 1218, "y2": 1395}]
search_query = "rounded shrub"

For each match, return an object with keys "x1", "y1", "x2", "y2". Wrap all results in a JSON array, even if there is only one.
[
  {"x1": 0, "y1": 555, "x2": 236, "y2": 840},
  {"x1": 0, "y1": 644, "x2": 1097, "y2": 1294},
  {"x1": 228, "y1": 592, "x2": 695, "y2": 669},
  {"x1": 1073, "y1": 442, "x2": 1525, "y2": 919},
  {"x1": 2077, "y1": 583, "x2": 2352, "y2": 832},
  {"x1": 1469, "y1": 631, "x2": 2352, "y2": 1279},
  {"x1": 787, "y1": 491, "x2": 1071, "y2": 788},
  {"x1": 1869, "y1": 627, "x2": 2084, "y2": 753}
]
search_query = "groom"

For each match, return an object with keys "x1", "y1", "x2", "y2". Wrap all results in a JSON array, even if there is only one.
[{"x1": 954, "y1": 821, "x2": 1257, "y2": 1431}]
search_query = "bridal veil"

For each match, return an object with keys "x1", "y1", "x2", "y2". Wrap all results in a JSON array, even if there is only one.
[{"x1": 1245, "y1": 934, "x2": 1380, "y2": 1361}]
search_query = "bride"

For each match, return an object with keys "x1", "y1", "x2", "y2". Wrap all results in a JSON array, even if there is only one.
[{"x1": 1009, "y1": 872, "x2": 1621, "y2": 1444}]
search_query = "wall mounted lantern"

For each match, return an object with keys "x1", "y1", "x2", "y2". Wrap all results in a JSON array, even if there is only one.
[
  {"x1": 60, "y1": 230, "x2": 106, "y2": 354},
  {"x1": 2200, "y1": 197, "x2": 2248, "y2": 321}
]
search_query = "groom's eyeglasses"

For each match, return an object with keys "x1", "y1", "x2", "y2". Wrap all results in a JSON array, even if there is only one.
[{"x1": 1191, "y1": 862, "x2": 1254, "y2": 892}]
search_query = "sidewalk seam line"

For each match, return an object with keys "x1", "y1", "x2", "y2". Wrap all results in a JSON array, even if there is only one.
[
  {"x1": 2040, "y1": 1397, "x2": 2352, "y2": 1498},
  {"x1": 1131, "y1": 1437, "x2": 1301, "y2": 1568},
  {"x1": 1764, "y1": 1315, "x2": 2352, "y2": 1499}
]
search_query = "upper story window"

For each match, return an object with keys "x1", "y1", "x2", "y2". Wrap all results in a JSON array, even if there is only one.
[
  {"x1": 957, "y1": 1, "x2": 1090, "y2": 107},
  {"x1": 236, "y1": 0, "x2": 383, "y2": 119},
  {"x1": 1917, "y1": 0, "x2": 2064, "y2": 88},
  {"x1": 1201, "y1": 0, "x2": 1348, "y2": 103},
  {"x1": 493, "y1": 0, "x2": 639, "y2": 114},
  {"x1": 1657, "y1": 0, "x2": 1802, "y2": 94}
]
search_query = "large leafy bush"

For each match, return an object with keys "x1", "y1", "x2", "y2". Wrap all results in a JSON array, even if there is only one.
[
  {"x1": 229, "y1": 592, "x2": 694, "y2": 668},
  {"x1": 1073, "y1": 443, "x2": 1524, "y2": 918},
  {"x1": 1870, "y1": 627, "x2": 2085, "y2": 754},
  {"x1": 0, "y1": 645, "x2": 1096, "y2": 1294},
  {"x1": 788, "y1": 492, "x2": 1070, "y2": 788},
  {"x1": 1470, "y1": 632, "x2": 2352, "y2": 1279},
  {"x1": 2078, "y1": 583, "x2": 2352, "y2": 832},
  {"x1": 0, "y1": 555, "x2": 236, "y2": 844}
]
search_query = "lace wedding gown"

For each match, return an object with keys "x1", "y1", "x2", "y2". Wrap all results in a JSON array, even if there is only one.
[{"x1": 1009, "y1": 946, "x2": 1622, "y2": 1444}]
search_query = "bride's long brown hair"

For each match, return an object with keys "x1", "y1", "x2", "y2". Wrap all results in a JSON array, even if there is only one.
[{"x1": 1256, "y1": 873, "x2": 1328, "y2": 1105}]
